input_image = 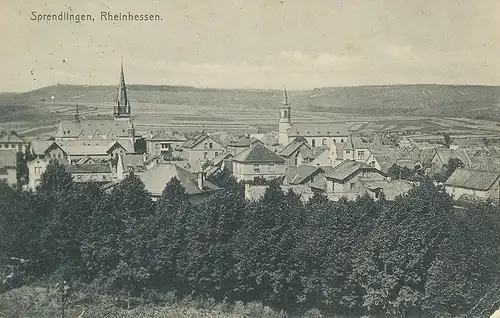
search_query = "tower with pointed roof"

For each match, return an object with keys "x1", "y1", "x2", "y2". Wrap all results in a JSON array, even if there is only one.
[
  {"x1": 278, "y1": 87, "x2": 292, "y2": 146},
  {"x1": 113, "y1": 61, "x2": 131, "y2": 120}
]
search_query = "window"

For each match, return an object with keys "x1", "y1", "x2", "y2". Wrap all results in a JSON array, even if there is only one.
[
  {"x1": 209, "y1": 143, "x2": 213, "y2": 149},
  {"x1": 269, "y1": 163, "x2": 276, "y2": 172},
  {"x1": 350, "y1": 183, "x2": 354, "y2": 190},
  {"x1": 322, "y1": 138, "x2": 327, "y2": 145},
  {"x1": 340, "y1": 139, "x2": 344, "y2": 142},
  {"x1": 215, "y1": 152, "x2": 219, "y2": 156},
  {"x1": 254, "y1": 164, "x2": 261, "y2": 173},
  {"x1": 58, "y1": 153, "x2": 62, "y2": 159},
  {"x1": 34, "y1": 167, "x2": 41, "y2": 175},
  {"x1": 357, "y1": 151, "x2": 365, "y2": 160},
  {"x1": 161, "y1": 143, "x2": 169, "y2": 149},
  {"x1": 204, "y1": 152, "x2": 208, "y2": 159},
  {"x1": 204, "y1": 143, "x2": 208, "y2": 149},
  {"x1": 311, "y1": 140, "x2": 316, "y2": 147}
]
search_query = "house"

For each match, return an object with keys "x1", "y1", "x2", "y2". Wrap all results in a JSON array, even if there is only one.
[
  {"x1": 30, "y1": 141, "x2": 68, "y2": 160},
  {"x1": 58, "y1": 140, "x2": 131, "y2": 163},
  {"x1": 0, "y1": 150, "x2": 17, "y2": 186},
  {"x1": 203, "y1": 152, "x2": 234, "y2": 177},
  {"x1": 279, "y1": 137, "x2": 315, "y2": 167},
  {"x1": 27, "y1": 158, "x2": 51, "y2": 190},
  {"x1": 65, "y1": 163, "x2": 114, "y2": 184},
  {"x1": 0, "y1": 133, "x2": 29, "y2": 153},
  {"x1": 138, "y1": 163, "x2": 221, "y2": 203},
  {"x1": 283, "y1": 165, "x2": 329, "y2": 186},
  {"x1": 223, "y1": 135, "x2": 253, "y2": 156},
  {"x1": 116, "y1": 153, "x2": 148, "y2": 181},
  {"x1": 145, "y1": 131, "x2": 186, "y2": 158},
  {"x1": 232, "y1": 142, "x2": 287, "y2": 181},
  {"x1": 444, "y1": 168, "x2": 500, "y2": 202},
  {"x1": 450, "y1": 138, "x2": 487, "y2": 151},
  {"x1": 320, "y1": 160, "x2": 386, "y2": 195},
  {"x1": 182, "y1": 133, "x2": 225, "y2": 163}
]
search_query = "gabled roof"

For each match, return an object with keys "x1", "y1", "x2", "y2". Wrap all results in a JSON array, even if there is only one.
[
  {"x1": 451, "y1": 138, "x2": 487, "y2": 149},
  {"x1": 226, "y1": 135, "x2": 252, "y2": 148},
  {"x1": 183, "y1": 133, "x2": 221, "y2": 149},
  {"x1": 0, "y1": 133, "x2": 25, "y2": 143},
  {"x1": 233, "y1": 142, "x2": 285, "y2": 164},
  {"x1": 65, "y1": 163, "x2": 112, "y2": 174},
  {"x1": 139, "y1": 163, "x2": 220, "y2": 196},
  {"x1": 284, "y1": 165, "x2": 321, "y2": 185},
  {"x1": 325, "y1": 160, "x2": 381, "y2": 181},
  {"x1": 288, "y1": 122, "x2": 349, "y2": 137},
  {"x1": 31, "y1": 141, "x2": 63, "y2": 155},
  {"x1": 279, "y1": 137, "x2": 310, "y2": 157},
  {"x1": 147, "y1": 131, "x2": 186, "y2": 141},
  {"x1": 57, "y1": 120, "x2": 132, "y2": 138},
  {"x1": 444, "y1": 168, "x2": 500, "y2": 191},
  {"x1": 209, "y1": 151, "x2": 233, "y2": 167},
  {"x1": 0, "y1": 150, "x2": 17, "y2": 169},
  {"x1": 121, "y1": 154, "x2": 145, "y2": 169},
  {"x1": 59, "y1": 140, "x2": 129, "y2": 156}
]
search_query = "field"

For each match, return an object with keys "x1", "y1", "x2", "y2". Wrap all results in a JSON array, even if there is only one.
[{"x1": 1, "y1": 84, "x2": 500, "y2": 138}]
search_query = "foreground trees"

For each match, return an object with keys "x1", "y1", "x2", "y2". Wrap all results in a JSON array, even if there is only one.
[{"x1": 0, "y1": 161, "x2": 499, "y2": 316}]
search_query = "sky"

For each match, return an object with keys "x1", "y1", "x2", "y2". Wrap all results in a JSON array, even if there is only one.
[{"x1": 1, "y1": 0, "x2": 500, "y2": 92}]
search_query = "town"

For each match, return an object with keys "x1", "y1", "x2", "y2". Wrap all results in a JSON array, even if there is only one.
[{"x1": 0, "y1": 62, "x2": 498, "y2": 206}]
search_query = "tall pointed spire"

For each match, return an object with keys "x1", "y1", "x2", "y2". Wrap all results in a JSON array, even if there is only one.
[
  {"x1": 114, "y1": 58, "x2": 131, "y2": 120},
  {"x1": 282, "y1": 86, "x2": 289, "y2": 105}
]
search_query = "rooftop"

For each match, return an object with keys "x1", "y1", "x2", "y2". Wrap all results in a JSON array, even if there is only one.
[
  {"x1": 445, "y1": 168, "x2": 500, "y2": 191},
  {"x1": 233, "y1": 142, "x2": 285, "y2": 164}
]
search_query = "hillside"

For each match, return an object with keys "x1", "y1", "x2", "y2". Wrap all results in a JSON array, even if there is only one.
[{"x1": 1, "y1": 84, "x2": 500, "y2": 123}]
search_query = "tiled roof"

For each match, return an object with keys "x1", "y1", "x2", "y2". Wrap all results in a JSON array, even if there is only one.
[
  {"x1": 65, "y1": 163, "x2": 112, "y2": 174},
  {"x1": 326, "y1": 160, "x2": 379, "y2": 181},
  {"x1": 284, "y1": 165, "x2": 321, "y2": 185},
  {"x1": 451, "y1": 138, "x2": 487, "y2": 149},
  {"x1": 310, "y1": 174, "x2": 328, "y2": 191},
  {"x1": 233, "y1": 142, "x2": 285, "y2": 164},
  {"x1": 57, "y1": 120, "x2": 132, "y2": 138},
  {"x1": 121, "y1": 154, "x2": 145, "y2": 168},
  {"x1": 444, "y1": 168, "x2": 500, "y2": 191},
  {"x1": 139, "y1": 163, "x2": 220, "y2": 196},
  {"x1": 0, "y1": 150, "x2": 17, "y2": 169},
  {"x1": 183, "y1": 133, "x2": 209, "y2": 149},
  {"x1": 288, "y1": 122, "x2": 349, "y2": 137},
  {"x1": 31, "y1": 141, "x2": 61, "y2": 155},
  {"x1": 279, "y1": 137, "x2": 309, "y2": 157},
  {"x1": 59, "y1": 140, "x2": 130, "y2": 156},
  {"x1": 209, "y1": 152, "x2": 233, "y2": 166},
  {"x1": 0, "y1": 133, "x2": 25, "y2": 143},
  {"x1": 147, "y1": 131, "x2": 186, "y2": 141}
]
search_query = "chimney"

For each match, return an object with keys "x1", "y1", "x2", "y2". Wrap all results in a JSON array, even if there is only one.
[{"x1": 197, "y1": 171, "x2": 204, "y2": 190}]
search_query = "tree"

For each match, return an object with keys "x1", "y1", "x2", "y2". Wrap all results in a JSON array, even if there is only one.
[
  {"x1": 134, "y1": 137, "x2": 147, "y2": 154},
  {"x1": 443, "y1": 133, "x2": 451, "y2": 148},
  {"x1": 37, "y1": 160, "x2": 74, "y2": 195},
  {"x1": 434, "y1": 158, "x2": 463, "y2": 183},
  {"x1": 387, "y1": 163, "x2": 413, "y2": 180}
]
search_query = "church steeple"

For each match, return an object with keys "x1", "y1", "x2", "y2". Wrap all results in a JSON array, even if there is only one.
[
  {"x1": 278, "y1": 86, "x2": 292, "y2": 146},
  {"x1": 114, "y1": 59, "x2": 131, "y2": 120}
]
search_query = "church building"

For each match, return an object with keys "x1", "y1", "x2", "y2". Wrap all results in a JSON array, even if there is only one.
[
  {"x1": 55, "y1": 62, "x2": 135, "y2": 149},
  {"x1": 278, "y1": 88, "x2": 350, "y2": 150}
]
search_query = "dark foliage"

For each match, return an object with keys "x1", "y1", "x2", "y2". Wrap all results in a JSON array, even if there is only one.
[{"x1": 0, "y1": 165, "x2": 499, "y2": 316}]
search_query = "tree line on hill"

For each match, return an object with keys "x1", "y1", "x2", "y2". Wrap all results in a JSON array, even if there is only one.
[{"x1": 0, "y1": 161, "x2": 499, "y2": 317}]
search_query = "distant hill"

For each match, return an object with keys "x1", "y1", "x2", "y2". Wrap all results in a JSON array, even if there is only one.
[{"x1": 1, "y1": 84, "x2": 500, "y2": 120}]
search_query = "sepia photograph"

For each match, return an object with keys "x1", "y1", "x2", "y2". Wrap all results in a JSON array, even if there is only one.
[{"x1": 1, "y1": 0, "x2": 500, "y2": 317}]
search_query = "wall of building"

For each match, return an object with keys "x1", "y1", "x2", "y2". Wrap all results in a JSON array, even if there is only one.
[
  {"x1": 28, "y1": 159, "x2": 50, "y2": 190},
  {"x1": 289, "y1": 136, "x2": 348, "y2": 150},
  {"x1": 445, "y1": 182, "x2": 499, "y2": 201},
  {"x1": 0, "y1": 168, "x2": 17, "y2": 186},
  {"x1": 185, "y1": 140, "x2": 224, "y2": 162},
  {"x1": 232, "y1": 161, "x2": 286, "y2": 181},
  {"x1": 146, "y1": 140, "x2": 184, "y2": 157}
]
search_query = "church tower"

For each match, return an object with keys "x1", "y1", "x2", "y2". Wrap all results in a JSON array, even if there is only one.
[
  {"x1": 114, "y1": 61, "x2": 131, "y2": 120},
  {"x1": 278, "y1": 87, "x2": 292, "y2": 146}
]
